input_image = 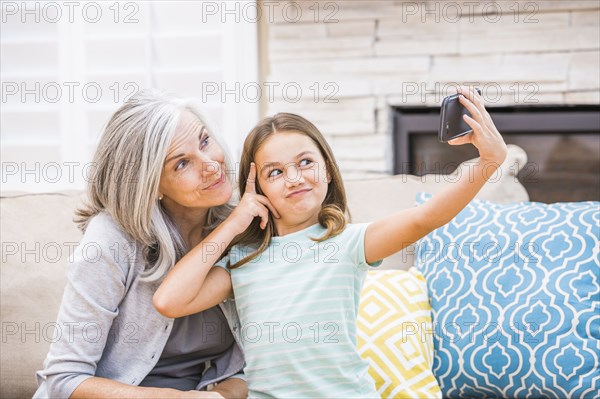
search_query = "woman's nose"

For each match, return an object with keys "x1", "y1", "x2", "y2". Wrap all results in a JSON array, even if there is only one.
[{"x1": 199, "y1": 156, "x2": 220, "y2": 177}]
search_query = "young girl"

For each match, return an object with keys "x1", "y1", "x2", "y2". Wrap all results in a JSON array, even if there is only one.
[{"x1": 154, "y1": 87, "x2": 508, "y2": 398}]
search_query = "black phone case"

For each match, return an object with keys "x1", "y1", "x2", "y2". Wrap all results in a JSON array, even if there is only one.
[{"x1": 438, "y1": 89, "x2": 481, "y2": 142}]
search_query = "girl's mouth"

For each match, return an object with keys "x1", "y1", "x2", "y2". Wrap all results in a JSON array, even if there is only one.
[{"x1": 287, "y1": 188, "x2": 311, "y2": 198}]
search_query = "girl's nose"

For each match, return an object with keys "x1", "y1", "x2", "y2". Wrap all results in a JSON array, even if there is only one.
[{"x1": 285, "y1": 165, "x2": 305, "y2": 186}]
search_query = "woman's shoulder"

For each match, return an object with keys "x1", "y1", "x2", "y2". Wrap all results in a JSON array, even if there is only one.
[
  {"x1": 82, "y1": 211, "x2": 139, "y2": 250},
  {"x1": 85, "y1": 211, "x2": 129, "y2": 236},
  {"x1": 71, "y1": 211, "x2": 143, "y2": 279}
]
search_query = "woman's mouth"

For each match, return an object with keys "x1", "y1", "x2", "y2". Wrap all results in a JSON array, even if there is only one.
[{"x1": 204, "y1": 172, "x2": 225, "y2": 190}]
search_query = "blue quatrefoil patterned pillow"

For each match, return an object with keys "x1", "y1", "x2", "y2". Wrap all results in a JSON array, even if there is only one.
[{"x1": 414, "y1": 192, "x2": 599, "y2": 399}]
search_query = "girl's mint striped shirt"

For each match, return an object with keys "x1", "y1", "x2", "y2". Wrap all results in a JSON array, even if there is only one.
[{"x1": 215, "y1": 222, "x2": 382, "y2": 399}]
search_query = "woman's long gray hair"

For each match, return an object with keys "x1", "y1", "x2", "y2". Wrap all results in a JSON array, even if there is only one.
[{"x1": 74, "y1": 89, "x2": 235, "y2": 282}]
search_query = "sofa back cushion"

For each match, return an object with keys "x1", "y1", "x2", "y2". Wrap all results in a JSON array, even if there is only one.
[
  {"x1": 1, "y1": 192, "x2": 84, "y2": 398},
  {"x1": 346, "y1": 144, "x2": 530, "y2": 270}
]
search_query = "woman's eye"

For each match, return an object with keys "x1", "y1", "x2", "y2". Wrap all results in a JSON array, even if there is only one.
[
  {"x1": 299, "y1": 159, "x2": 313, "y2": 167},
  {"x1": 175, "y1": 160, "x2": 187, "y2": 171},
  {"x1": 268, "y1": 169, "x2": 282, "y2": 178},
  {"x1": 201, "y1": 135, "x2": 210, "y2": 149}
]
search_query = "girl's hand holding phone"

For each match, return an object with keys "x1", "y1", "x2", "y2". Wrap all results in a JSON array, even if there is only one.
[
  {"x1": 449, "y1": 87, "x2": 508, "y2": 165},
  {"x1": 226, "y1": 162, "x2": 280, "y2": 234}
]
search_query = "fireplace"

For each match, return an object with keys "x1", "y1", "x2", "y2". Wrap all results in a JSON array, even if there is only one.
[{"x1": 392, "y1": 105, "x2": 600, "y2": 203}]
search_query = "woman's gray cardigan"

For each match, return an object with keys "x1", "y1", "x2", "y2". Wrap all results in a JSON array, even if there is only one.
[{"x1": 33, "y1": 212, "x2": 245, "y2": 398}]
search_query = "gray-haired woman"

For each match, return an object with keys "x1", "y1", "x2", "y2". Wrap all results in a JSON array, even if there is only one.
[{"x1": 33, "y1": 90, "x2": 248, "y2": 399}]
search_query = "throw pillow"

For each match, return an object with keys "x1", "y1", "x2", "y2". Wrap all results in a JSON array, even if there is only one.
[
  {"x1": 415, "y1": 192, "x2": 600, "y2": 398},
  {"x1": 357, "y1": 268, "x2": 442, "y2": 399}
]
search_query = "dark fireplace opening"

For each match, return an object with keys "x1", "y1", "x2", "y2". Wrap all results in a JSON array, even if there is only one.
[{"x1": 392, "y1": 105, "x2": 600, "y2": 203}]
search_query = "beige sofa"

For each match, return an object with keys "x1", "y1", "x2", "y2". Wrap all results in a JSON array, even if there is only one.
[{"x1": 0, "y1": 145, "x2": 529, "y2": 398}]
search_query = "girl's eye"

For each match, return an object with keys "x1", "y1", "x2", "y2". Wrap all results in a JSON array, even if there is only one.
[
  {"x1": 299, "y1": 159, "x2": 313, "y2": 167},
  {"x1": 268, "y1": 169, "x2": 282, "y2": 178}
]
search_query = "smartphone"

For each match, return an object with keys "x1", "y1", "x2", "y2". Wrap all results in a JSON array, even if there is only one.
[{"x1": 438, "y1": 88, "x2": 482, "y2": 142}]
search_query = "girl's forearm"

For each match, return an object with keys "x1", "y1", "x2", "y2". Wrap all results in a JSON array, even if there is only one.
[
  {"x1": 423, "y1": 156, "x2": 504, "y2": 229},
  {"x1": 153, "y1": 220, "x2": 238, "y2": 310}
]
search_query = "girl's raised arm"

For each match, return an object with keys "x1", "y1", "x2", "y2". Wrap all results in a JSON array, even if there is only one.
[
  {"x1": 153, "y1": 222, "x2": 238, "y2": 318},
  {"x1": 153, "y1": 163, "x2": 280, "y2": 318},
  {"x1": 365, "y1": 87, "x2": 508, "y2": 264}
]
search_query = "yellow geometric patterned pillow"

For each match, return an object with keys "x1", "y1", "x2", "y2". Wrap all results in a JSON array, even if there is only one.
[{"x1": 357, "y1": 268, "x2": 442, "y2": 399}]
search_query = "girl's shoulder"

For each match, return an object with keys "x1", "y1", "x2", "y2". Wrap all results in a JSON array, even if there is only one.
[
  {"x1": 337, "y1": 222, "x2": 370, "y2": 239},
  {"x1": 232, "y1": 243, "x2": 262, "y2": 260},
  {"x1": 332, "y1": 223, "x2": 372, "y2": 252}
]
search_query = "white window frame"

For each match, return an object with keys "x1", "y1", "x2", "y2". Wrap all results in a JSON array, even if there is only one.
[{"x1": 0, "y1": 1, "x2": 259, "y2": 193}]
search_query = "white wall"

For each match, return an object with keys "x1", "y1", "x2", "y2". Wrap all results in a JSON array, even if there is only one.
[
  {"x1": 260, "y1": 0, "x2": 600, "y2": 179},
  {"x1": 1, "y1": 1, "x2": 260, "y2": 193}
]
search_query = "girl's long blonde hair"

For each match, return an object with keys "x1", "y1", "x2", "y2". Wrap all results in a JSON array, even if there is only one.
[
  {"x1": 75, "y1": 89, "x2": 235, "y2": 282},
  {"x1": 229, "y1": 112, "x2": 349, "y2": 269}
]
